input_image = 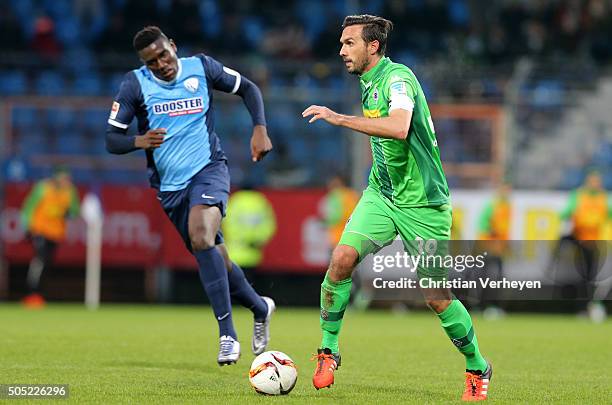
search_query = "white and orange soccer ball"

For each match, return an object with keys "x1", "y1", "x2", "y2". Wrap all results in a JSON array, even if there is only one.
[{"x1": 248, "y1": 351, "x2": 298, "y2": 395}]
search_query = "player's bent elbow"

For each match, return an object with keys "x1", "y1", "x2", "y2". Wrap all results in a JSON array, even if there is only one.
[
  {"x1": 105, "y1": 140, "x2": 116, "y2": 154},
  {"x1": 105, "y1": 140, "x2": 121, "y2": 154},
  {"x1": 394, "y1": 127, "x2": 409, "y2": 140}
]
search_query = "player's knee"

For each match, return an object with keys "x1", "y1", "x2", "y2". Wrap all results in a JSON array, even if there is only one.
[
  {"x1": 425, "y1": 298, "x2": 452, "y2": 314},
  {"x1": 189, "y1": 225, "x2": 216, "y2": 251},
  {"x1": 329, "y1": 245, "x2": 358, "y2": 281}
]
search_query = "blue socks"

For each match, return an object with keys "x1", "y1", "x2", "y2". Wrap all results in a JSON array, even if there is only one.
[
  {"x1": 194, "y1": 247, "x2": 237, "y2": 339},
  {"x1": 228, "y1": 263, "x2": 268, "y2": 321}
]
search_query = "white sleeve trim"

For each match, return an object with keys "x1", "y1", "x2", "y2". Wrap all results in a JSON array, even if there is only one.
[
  {"x1": 389, "y1": 95, "x2": 414, "y2": 112},
  {"x1": 108, "y1": 118, "x2": 129, "y2": 129},
  {"x1": 223, "y1": 66, "x2": 241, "y2": 94}
]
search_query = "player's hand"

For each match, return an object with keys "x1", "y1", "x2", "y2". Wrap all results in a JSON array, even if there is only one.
[
  {"x1": 302, "y1": 105, "x2": 342, "y2": 126},
  {"x1": 250, "y1": 125, "x2": 272, "y2": 162},
  {"x1": 135, "y1": 128, "x2": 166, "y2": 150}
]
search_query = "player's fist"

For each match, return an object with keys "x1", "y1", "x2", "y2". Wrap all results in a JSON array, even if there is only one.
[
  {"x1": 135, "y1": 128, "x2": 166, "y2": 150},
  {"x1": 251, "y1": 125, "x2": 272, "y2": 162}
]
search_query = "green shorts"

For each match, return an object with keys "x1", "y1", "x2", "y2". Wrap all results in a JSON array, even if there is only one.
[{"x1": 339, "y1": 187, "x2": 452, "y2": 279}]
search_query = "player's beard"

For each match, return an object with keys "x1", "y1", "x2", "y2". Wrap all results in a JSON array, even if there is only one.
[{"x1": 346, "y1": 54, "x2": 369, "y2": 75}]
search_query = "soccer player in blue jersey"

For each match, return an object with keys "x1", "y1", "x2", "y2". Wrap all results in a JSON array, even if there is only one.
[{"x1": 105, "y1": 26, "x2": 275, "y2": 365}]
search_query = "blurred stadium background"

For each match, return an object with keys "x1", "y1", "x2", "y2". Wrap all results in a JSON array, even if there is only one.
[{"x1": 0, "y1": 0, "x2": 611, "y2": 308}]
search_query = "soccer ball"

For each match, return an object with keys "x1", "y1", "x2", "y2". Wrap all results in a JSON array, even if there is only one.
[{"x1": 248, "y1": 351, "x2": 298, "y2": 395}]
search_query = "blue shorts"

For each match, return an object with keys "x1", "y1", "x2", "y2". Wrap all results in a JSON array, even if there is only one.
[{"x1": 157, "y1": 159, "x2": 229, "y2": 252}]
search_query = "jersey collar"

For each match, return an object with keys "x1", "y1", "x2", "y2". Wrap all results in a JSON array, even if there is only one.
[
  {"x1": 360, "y1": 56, "x2": 390, "y2": 89},
  {"x1": 149, "y1": 58, "x2": 183, "y2": 86}
]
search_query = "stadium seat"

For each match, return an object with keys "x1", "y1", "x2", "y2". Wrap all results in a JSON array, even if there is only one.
[
  {"x1": 591, "y1": 140, "x2": 612, "y2": 166},
  {"x1": 242, "y1": 17, "x2": 264, "y2": 49},
  {"x1": 318, "y1": 136, "x2": 343, "y2": 161},
  {"x1": 72, "y1": 73, "x2": 102, "y2": 96},
  {"x1": 107, "y1": 73, "x2": 126, "y2": 96},
  {"x1": 359, "y1": 0, "x2": 384, "y2": 14},
  {"x1": 199, "y1": 0, "x2": 222, "y2": 38},
  {"x1": 79, "y1": 108, "x2": 108, "y2": 130},
  {"x1": 69, "y1": 169, "x2": 93, "y2": 184},
  {"x1": 55, "y1": 131, "x2": 86, "y2": 155},
  {"x1": 561, "y1": 167, "x2": 585, "y2": 190},
  {"x1": 18, "y1": 130, "x2": 49, "y2": 155},
  {"x1": 13, "y1": 107, "x2": 37, "y2": 130},
  {"x1": 29, "y1": 165, "x2": 53, "y2": 181},
  {"x1": 35, "y1": 70, "x2": 65, "y2": 96},
  {"x1": 604, "y1": 171, "x2": 612, "y2": 189},
  {"x1": 1, "y1": 71, "x2": 29, "y2": 95},
  {"x1": 530, "y1": 80, "x2": 564, "y2": 109},
  {"x1": 295, "y1": 0, "x2": 326, "y2": 41},
  {"x1": 91, "y1": 133, "x2": 108, "y2": 155},
  {"x1": 62, "y1": 47, "x2": 95, "y2": 74},
  {"x1": 43, "y1": 107, "x2": 73, "y2": 131},
  {"x1": 55, "y1": 16, "x2": 80, "y2": 48},
  {"x1": 43, "y1": 0, "x2": 71, "y2": 20}
]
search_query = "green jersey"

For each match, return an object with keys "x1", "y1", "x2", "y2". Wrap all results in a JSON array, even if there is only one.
[{"x1": 359, "y1": 57, "x2": 450, "y2": 208}]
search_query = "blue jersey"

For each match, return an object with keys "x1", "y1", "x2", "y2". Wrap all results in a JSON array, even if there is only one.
[{"x1": 107, "y1": 55, "x2": 242, "y2": 191}]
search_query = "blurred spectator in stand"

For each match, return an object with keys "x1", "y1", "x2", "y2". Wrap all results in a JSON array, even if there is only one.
[
  {"x1": 20, "y1": 166, "x2": 80, "y2": 308},
  {"x1": 31, "y1": 16, "x2": 62, "y2": 62},
  {"x1": 559, "y1": 169, "x2": 611, "y2": 322}
]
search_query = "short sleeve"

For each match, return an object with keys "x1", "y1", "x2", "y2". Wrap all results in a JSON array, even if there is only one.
[
  {"x1": 107, "y1": 72, "x2": 141, "y2": 131},
  {"x1": 386, "y1": 69, "x2": 417, "y2": 112},
  {"x1": 199, "y1": 54, "x2": 242, "y2": 94}
]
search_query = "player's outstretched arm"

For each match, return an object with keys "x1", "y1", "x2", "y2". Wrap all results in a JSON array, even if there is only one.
[{"x1": 302, "y1": 105, "x2": 411, "y2": 140}]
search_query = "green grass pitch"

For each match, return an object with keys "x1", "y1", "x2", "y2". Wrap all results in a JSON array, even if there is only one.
[{"x1": 1, "y1": 304, "x2": 611, "y2": 404}]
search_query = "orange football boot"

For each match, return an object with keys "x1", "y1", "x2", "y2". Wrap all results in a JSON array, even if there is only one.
[
  {"x1": 462, "y1": 362, "x2": 492, "y2": 401},
  {"x1": 312, "y1": 348, "x2": 341, "y2": 390},
  {"x1": 22, "y1": 293, "x2": 46, "y2": 309}
]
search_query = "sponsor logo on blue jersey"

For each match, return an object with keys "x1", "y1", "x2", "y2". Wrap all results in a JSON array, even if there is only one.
[{"x1": 152, "y1": 97, "x2": 204, "y2": 117}]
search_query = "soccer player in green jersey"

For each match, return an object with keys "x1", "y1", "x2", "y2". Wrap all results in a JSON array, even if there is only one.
[{"x1": 302, "y1": 15, "x2": 492, "y2": 401}]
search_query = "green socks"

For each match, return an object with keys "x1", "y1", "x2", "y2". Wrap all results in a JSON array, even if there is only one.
[
  {"x1": 319, "y1": 274, "x2": 486, "y2": 370},
  {"x1": 437, "y1": 299, "x2": 487, "y2": 372},
  {"x1": 320, "y1": 272, "x2": 352, "y2": 353}
]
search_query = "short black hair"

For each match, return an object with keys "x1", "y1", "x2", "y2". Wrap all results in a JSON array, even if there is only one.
[
  {"x1": 132, "y1": 26, "x2": 167, "y2": 51},
  {"x1": 342, "y1": 15, "x2": 393, "y2": 55}
]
